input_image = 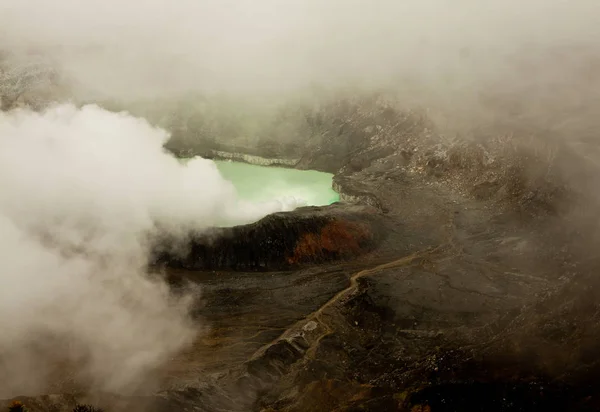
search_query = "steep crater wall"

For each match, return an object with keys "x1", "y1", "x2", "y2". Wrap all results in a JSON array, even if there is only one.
[
  {"x1": 153, "y1": 204, "x2": 384, "y2": 271},
  {"x1": 160, "y1": 93, "x2": 600, "y2": 221}
]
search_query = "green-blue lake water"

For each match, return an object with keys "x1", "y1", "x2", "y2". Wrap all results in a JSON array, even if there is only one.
[{"x1": 214, "y1": 160, "x2": 339, "y2": 206}]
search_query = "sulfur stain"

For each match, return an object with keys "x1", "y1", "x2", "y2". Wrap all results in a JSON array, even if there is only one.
[{"x1": 288, "y1": 219, "x2": 372, "y2": 264}]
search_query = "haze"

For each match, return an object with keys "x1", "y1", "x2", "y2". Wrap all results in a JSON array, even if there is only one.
[
  {"x1": 1, "y1": 0, "x2": 600, "y2": 399},
  {"x1": 1, "y1": 0, "x2": 598, "y2": 99}
]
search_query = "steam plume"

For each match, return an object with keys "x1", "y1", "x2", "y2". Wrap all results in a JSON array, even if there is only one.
[{"x1": 0, "y1": 104, "x2": 299, "y2": 396}]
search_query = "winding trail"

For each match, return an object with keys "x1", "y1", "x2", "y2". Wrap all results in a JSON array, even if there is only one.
[{"x1": 250, "y1": 245, "x2": 447, "y2": 360}]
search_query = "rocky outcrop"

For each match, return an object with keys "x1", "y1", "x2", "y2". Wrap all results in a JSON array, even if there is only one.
[{"x1": 153, "y1": 204, "x2": 383, "y2": 271}]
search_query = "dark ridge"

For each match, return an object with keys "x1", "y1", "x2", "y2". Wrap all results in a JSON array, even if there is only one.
[{"x1": 152, "y1": 204, "x2": 385, "y2": 272}]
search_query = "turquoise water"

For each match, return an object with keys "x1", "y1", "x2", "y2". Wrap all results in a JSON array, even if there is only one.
[{"x1": 214, "y1": 160, "x2": 339, "y2": 206}]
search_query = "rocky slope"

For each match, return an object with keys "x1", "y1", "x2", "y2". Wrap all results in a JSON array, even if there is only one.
[{"x1": 6, "y1": 94, "x2": 600, "y2": 411}]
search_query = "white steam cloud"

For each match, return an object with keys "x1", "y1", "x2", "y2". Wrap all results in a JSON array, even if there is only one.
[{"x1": 0, "y1": 104, "x2": 301, "y2": 396}]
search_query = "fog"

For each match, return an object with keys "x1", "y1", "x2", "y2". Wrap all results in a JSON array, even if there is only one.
[
  {"x1": 0, "y1": 104, "x2": 301, "y2": 396},
  {"x1": 1, "y1": 0, "x2": 599, "y2": 148},
  {"x1": 1, "y1": 0, "x2": 600, "y2": 398},
  {"x1": 2, "y1": 0, "x2": 599, "y2": 100}
]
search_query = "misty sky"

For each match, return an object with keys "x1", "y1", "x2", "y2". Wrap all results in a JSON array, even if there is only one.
[{"x1": 1, "y1": 0, "x2": 599, "y2": 98}]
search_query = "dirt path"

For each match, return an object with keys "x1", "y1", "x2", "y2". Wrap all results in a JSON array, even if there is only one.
[{"x1": 250, "y1": 245, "x2": 447, "y2": 360}]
